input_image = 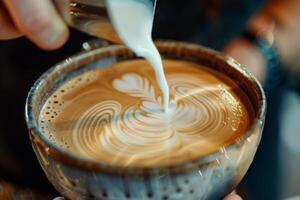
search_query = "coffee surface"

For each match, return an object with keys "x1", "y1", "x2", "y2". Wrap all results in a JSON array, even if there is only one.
[{"x1": 39, "y1": 59, "x2": 253, "y2": 167}]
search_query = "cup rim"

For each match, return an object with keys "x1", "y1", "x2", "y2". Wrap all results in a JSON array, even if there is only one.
[{"x1": 25, "y1": 41, "x2": 266, "y2": 175}]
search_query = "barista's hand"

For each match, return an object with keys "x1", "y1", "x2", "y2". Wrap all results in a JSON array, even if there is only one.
[
  {"x1": 223, "y1": 191, "x2": 243, "y2": 200},
  {"x1": 0, "y1": 0, "x2": 69, "y2": 50},
  {"x1": 223, "y1": 37, "x2": 267, "y2": 84}
]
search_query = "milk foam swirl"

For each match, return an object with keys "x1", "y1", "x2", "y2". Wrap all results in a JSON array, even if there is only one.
[
  {"x1": 71, "y1": 73, "x2": 245, "y2": 166},
  {"x1": 40, "y1": 60, "x2": 251, "y2": 167}
]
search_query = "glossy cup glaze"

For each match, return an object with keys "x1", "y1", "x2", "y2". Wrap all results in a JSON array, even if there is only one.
[{"x1": 25, "y1": 41, "x2": 266, "y2": 200}]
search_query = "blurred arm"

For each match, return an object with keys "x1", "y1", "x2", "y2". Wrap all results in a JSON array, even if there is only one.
[
  {"x1": 248, "y1": 0, "x2": 300, "y2": 74},
  {"x1": 224, "y1": 0, "x2": 300, "y2": 83}
]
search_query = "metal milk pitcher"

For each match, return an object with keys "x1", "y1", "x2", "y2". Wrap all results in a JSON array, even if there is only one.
[{"x1": 54, "y1": 0, "x2": 156, "y2": 44}]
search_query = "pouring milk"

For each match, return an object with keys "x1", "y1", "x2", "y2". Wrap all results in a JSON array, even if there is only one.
[{"x1": 107, "y1": 0, "x2": 169, "y2": 112}]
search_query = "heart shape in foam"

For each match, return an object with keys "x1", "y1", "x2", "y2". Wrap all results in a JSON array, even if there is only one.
[
  {"x1": 113, "y1": 73, "x2": 157, "y2": 104},
  {"x1": 113, "y1": 73, "x2": 142, "y2": 92}
]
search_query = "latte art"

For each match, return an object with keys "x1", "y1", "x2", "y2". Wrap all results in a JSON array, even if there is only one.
[{"x1": 40, "y1": 60, "x2": 253, "y2": 167}]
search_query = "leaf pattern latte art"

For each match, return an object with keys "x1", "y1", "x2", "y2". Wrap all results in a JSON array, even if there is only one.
[{"x1": 71, "y1": 73, "x2": 246, "y2": 166}]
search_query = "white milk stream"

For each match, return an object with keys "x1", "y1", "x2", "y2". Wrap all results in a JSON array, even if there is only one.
[{"x1": 107, "y1": 0, "x2": 169, "y2": 112}]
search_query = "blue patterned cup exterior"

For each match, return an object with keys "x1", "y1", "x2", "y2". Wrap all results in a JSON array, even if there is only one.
[{"x1": 25, "y1": 41, "x2": 266, "y2": 200}]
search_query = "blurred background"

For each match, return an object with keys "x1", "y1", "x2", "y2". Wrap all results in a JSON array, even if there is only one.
[{"x1": 0, "y1": 0, "x2": 300, "y2": 199}]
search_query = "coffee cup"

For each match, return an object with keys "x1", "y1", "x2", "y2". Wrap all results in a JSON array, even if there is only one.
[{"x1": 25, "y1": 41, "x2": 266, "y2": 200}]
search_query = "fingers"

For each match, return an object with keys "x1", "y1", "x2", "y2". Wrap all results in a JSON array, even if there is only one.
[
  {"x1": 223, "y1": 37, "x2": 267, "y2": 83},
  {"x1": 223, "y1": 191, "x2": 243, "y2": 200},
  {"x1": 0, "y1": 4, "x2": 22, "y2": 39},
  {"x1": 3, "y1": 0, "x2": 69, "y2": 50}
]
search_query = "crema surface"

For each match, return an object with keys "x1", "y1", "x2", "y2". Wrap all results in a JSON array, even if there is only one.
[{"x1": 39, "y1": 59, "x2": 253, "y2": 167}]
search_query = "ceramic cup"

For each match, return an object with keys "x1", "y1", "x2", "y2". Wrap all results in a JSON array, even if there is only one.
[{"x1": 25, "y1": 41, "x2": 266, "y2": 200}]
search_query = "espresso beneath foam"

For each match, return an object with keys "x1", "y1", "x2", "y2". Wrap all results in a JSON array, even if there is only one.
[{"x1": 39, "y1": 59, "x2": 253, "y2": 167}]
